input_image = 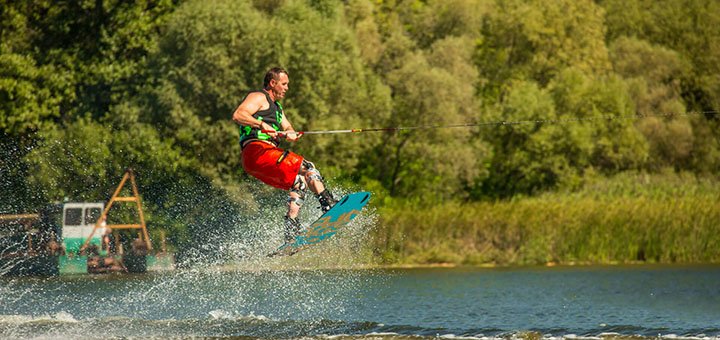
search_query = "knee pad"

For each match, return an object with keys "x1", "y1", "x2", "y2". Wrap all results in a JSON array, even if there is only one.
[
  {"x1": 287, "y1": 195, "x2": 304, "y2": 207},
  {"x1": 288, "y1": 177, "x2": 307, "y2": 207},
  {"x1": 302, "y1": 159, "x2": 323, "y2": 183},
  {"x1": 292, "y1": 174, "x2": 307, "y2": 192}
]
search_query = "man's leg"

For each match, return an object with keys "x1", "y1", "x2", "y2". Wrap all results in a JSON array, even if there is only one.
[
  {"x1": 300, "y1": 160, "x2": 337, "y2": 212},
  {"x1": 284, "y1": 176, "x2": 306, "y2": 242}
]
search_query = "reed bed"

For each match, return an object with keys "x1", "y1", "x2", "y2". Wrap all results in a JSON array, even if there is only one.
[{"x1": 372, "y1": 172, "x2": 720, "y2": 266}]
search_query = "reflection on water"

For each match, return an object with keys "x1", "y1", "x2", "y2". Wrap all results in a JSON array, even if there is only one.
[{"x1": 1, "y1": 264, "x2": 719, "y2": 339}]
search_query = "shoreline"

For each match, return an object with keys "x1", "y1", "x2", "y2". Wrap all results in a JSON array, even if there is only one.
[{"x1": 191, "y1": 260, "x2": 720, "y2": 273}]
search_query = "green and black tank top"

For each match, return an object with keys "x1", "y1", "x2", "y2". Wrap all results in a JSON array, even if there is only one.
[{"x1": 239, "y1": 90, "x2": 284, "y2": 146}]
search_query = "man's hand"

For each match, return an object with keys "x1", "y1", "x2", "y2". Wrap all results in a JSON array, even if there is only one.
[
  {"x1": 285, "y1": 131, "x2": 302, "y2": 142},
  {"x1": 260, "y1": 122, "x2": 278, "y2": 138}
]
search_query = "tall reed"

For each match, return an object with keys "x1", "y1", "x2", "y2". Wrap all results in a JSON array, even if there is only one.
[{"x1": 372, "y1": 172, "x2": 720, "y2": 265}]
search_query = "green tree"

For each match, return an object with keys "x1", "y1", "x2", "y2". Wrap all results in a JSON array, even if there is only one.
[
  {"x1": 1, "y1": 0, "x2": 176, "y2": 213},
  {"x1": 479, "y1": 80, "x2": 581, "y2": 197},
  {"x1": 0, "y1": 1, "x2": 32, "y2": 53},
  {"x1": 480, "y1": 68, "x2": 651, "y2": 197},
  {"x1": 1, "y1": 0, "x2": 176, "y2": 120},
  {"x1": 609, "y1": 36, "x2": 694, "y2": 169},
  {"x1": 548, "y1": 68, "x2": 649, "y2": 172},
  {"x1": 368, "y1": 37, "x2": 486, "y2": 199},
  {"x1": 390, "y1": 0, "x2": 490, "y2": 49},
  {"x1": 476, "y1": 0, "x2": 611, "y2": 99},
  {"x1": 345, "y1": 0, "x2": 383, "y2": 66},
  {"x1": 0, "y1": 5, "x2": 73, "y2": 212},
  {"x1": 602, "y1": 0, "x2": 720, "y2": 173},
  {"x1": 689, "y1": 114, "x2": 720, "y2": 174},
  {"x1": 0, "y1": 54, "x2": 69, "y2": 136},
  {"x1": 23, "y1": 117, "x2": 189, "y2": 203},
  {"x1": 602, "y1": 0, "x2": 720, "y2": 112}
]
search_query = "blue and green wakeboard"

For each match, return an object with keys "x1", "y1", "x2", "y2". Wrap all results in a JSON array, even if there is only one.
[{"x1": 268, "y1": 191, "x2": 371, "y2": 257}]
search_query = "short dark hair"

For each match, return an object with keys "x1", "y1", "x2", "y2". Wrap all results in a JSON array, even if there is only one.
[{"x1": 263, "y1": 67, "x2": 288, "y2": 89}]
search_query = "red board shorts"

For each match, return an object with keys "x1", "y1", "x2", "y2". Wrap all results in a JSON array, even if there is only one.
[{"x1": 241, "y1": 141, "x2": 303, "y2": 191}]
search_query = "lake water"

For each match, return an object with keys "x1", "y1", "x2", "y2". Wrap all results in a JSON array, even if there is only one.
[{"x1": 1, "y1": 264, "x2": 718, "y2": 339}]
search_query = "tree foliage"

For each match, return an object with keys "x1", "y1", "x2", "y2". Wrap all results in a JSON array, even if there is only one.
[
  {"x1": 609, "y1": 36, "x2": 693, "y2": 169},
  {"x1": 603, "y1": 0, "x2": 720, "y2": 112},
  {"x1": 0, "y1": 53, "x2": 68, "y2": 135},
  {"x1": 476, "y1": 0, "x2": 611, "y2": 98}
]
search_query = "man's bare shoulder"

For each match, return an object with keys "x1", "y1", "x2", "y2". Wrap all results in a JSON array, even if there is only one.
[
  {"x1": 238, "y1": 91, "x2": 269, "y2": 111},
  {"x1": 243, "y1": 91, "x2": 267, "y2": 103}
]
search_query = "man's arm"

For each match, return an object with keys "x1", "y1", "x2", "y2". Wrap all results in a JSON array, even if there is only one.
[
  {"x1": 232, "y1": 92, "x2": 265, "y2": 128},
  {"x1": 232, "y1": 93, "x2": 278, "y2": 138},
  {"x1": 281, "y1": 115, "x2": 302, "y2": 142}
]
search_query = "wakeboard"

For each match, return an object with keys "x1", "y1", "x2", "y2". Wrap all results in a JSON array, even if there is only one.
[{"x1": 268, "y1": 191, "x2": 371, "y2": 257}]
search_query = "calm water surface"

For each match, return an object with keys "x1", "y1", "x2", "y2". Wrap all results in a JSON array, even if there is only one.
[{"x1": 1, "y1": 264, "x2": 719, "y2": 339}]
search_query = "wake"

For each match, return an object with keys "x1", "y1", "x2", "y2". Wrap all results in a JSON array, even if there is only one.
[{"x1": 211, "y1": 184, "x2": 379, "y2": 271}]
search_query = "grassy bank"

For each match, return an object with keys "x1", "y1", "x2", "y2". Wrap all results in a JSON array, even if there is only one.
[{"x1": 372, "y1": 172, "x2": 720, "y2": 266}]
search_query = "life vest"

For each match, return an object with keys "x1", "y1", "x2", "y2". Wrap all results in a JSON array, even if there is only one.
[{"x1": 239, "y1": 90, "x2": 284, "y2": 145}]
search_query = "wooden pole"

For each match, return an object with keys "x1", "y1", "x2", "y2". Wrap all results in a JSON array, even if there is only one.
[{"x1": 129, "y1": 171, "x2": 152, "y2": 250}]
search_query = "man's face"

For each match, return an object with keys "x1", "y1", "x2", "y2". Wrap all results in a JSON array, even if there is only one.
[{"x1": 270, "y1": 72, "x2": 289, "y2": 99}]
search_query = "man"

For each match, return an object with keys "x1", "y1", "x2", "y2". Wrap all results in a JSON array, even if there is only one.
[{"x1": 232, "y1": 67, "x2": 337, "y2": 242}]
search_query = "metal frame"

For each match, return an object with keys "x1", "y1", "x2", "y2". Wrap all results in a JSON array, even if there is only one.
[{"x1": 79, "y1": 169, "x2": 152, "y2": 252}]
